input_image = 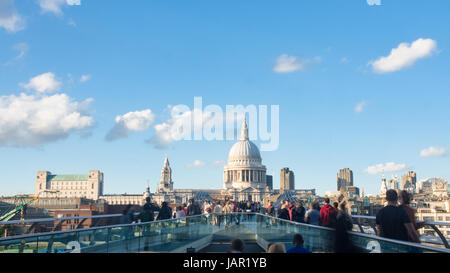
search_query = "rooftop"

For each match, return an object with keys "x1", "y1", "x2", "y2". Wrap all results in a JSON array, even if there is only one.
[{"x1": 47, "y1": 175, "x2": 89, "y2": 182}]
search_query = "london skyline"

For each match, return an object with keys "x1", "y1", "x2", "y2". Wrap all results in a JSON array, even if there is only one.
[{"x1": 1, "y1": 0, "x2": 450, "y2": 196}]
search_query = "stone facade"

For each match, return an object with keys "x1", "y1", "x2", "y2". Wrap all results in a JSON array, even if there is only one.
[
  {"x1": 35, "y1": 170, "x2": 104, "y2": 200},
  {"x1": 99, "y1": 187, "x2": 150, "y2": 206}
]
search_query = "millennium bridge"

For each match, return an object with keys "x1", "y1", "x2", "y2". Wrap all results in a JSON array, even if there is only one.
[{"x1": 1, "y1": 213, "x2": 449, "y2": 253}]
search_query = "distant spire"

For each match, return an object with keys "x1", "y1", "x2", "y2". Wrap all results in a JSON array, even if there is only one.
[
  {"x1": 240, "y1": 117, "x2": 249, "y2": 141},
  {"x1": 164, "y1": 154, "x2": 169, "y2": 166}
]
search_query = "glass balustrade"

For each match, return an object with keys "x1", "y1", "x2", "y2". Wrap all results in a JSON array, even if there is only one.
[{"x1": 0, "y1": 213, "x2": 448, "y2": 253}]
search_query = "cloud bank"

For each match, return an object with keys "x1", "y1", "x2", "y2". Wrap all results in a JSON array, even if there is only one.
[{"x1": 0, "y1": 93, "x2": 94, "y2": 147}]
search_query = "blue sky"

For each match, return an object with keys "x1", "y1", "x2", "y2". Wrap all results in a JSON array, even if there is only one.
[{"x1": 0, "y1": 0, "x2": 449, "y2": 196}]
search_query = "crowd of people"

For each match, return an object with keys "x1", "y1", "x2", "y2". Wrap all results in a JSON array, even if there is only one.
[{"x1": 120, "y1": 189, "x2": 423, "y2": 253}]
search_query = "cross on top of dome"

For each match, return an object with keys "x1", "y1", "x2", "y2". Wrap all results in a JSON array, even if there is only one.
[{"x1": 240, "y1": 117, "x2": 249, "y2": 141}]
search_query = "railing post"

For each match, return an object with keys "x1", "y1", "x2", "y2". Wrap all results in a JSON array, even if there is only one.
[
  {"x1": 106, "y1": 228, "x2": 111, "y2": 253},
  {"x1": 428, "y1": 224, "x2": 450, "y2": 249}
]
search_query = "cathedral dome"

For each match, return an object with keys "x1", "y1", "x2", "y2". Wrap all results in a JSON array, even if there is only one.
[{"x1": 227, "y1": 119, "x2": 262, "y2": 166}]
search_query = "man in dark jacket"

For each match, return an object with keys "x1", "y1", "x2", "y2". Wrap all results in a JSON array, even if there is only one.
[
  {"x1": 140, "y1": 197, "x2": 159, "y2": 222},
  {"x1": 293, "y1": 202, "x2": 306, "y2": 223},
  {"x1": 187, "y1": 199, "x2": 201, "y2": 216},
  {"x1": 156, "y1": 202, "x2": 172, "y2": 220},
  {"x1": 277, "y1": 204, "x2": 290, "y2": 220}
]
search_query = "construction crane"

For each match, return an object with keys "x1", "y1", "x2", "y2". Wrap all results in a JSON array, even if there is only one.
[{"x1": 0, "y1": 195, "x2": 39, "y2": 222}]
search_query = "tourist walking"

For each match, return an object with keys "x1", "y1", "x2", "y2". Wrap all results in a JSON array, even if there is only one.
[
  {"x1": 376, "y1": 190, "x2": 419, "y2": 243},
  {"x1": 293, "y1": 202, "x2": 306, "y2": 223},
  {"x1": 399, "y1": 190, "x2": 425, "y2": 233},
  {"x1": 213, "y1": 202, "x2": 222, "y2": 227},
  {"x1": 304, "y1": 202, "x2": 320, "y2": 226},
  {"x1": 320, "y1": 198, "x2": 337, "y2": 228},
  {"x1": 156, "y1": 202, "x2": 172, "y2": 220}
]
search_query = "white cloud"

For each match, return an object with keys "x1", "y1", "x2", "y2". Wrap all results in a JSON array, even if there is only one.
[
  {"x1": 273, "y1": 54, "x2": 321, "y2": 73},
  {"x1": 355, "y1": 101, "x2": 366, "y2": 114},
  {"x1": 370, "y1": 38, "x2": 437, "y2": 73},
  {"x1": 3, "y1": 43, "x2": 29, "y2": 66},
  {"x1": 420, "y1": 146, "x2": 449, "y2": 158},
  {"x1": 367, "y1": 0, "x2": 381, "y2": 6},
  {"x1": 0, "y1": 93, "x2": 94, "y2": 147},
  {"x1": 211, "y1": 160, "x2": 225, "y2": 166},
  {"x1": 80, "y1": 75, "x2": 91, "y2": 83},
  {"x1": 105, "y1": 110, "x2": 155, "y2": 141},
  {"x1": 363, "y1": 162, "x2": 408, "y2": 175},
  {"x1": 186, "y1": 160, "x2": 207, "y2": 168},
  {"x1": 186, "y1": 160, "x2": 225, "y2": 168},
  {"x1": 340, "y1": 57, "x2": 349, "y2": 63},
  {"x1": 13, "y1": 42, "x2": 29, "y2": 60},
  {"x1": 0, "y1": 0, "x2": 25, "y2": 33},
  {"x1": 21, "y1": 72, "x2": 62, "y2": 93},
  {"x1": 39, "y1": 0, "x2": 81, "y2": 16}
]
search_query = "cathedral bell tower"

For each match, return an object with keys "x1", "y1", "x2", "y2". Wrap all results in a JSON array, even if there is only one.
[{"x1": 157, "y1": 155, "x2": 173, "y2": 193}]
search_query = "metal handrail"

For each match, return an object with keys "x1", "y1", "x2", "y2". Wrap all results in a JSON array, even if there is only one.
[
  {"x1": 350, "y1": 215, "x2": 450, "y2": 227},
  {"x1": 0, "y1": 214, "x2": 123, "y2": 225},
  {"x1": 1, "y1": 212, "x2": 449, "y2": 253},
  {"x1": 0, "y1": 213, "x2": 213, "y2": 242},
  {"x1": 348, "y1": 214, "x2": 450, "y2": 249}
]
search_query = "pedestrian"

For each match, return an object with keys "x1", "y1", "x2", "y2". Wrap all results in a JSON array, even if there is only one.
[
  {"x1": 174, "y1": 206, "x2": 186, "y2": 219},
  {"x1": 121, "y1": 204, "x2": 134, "y2": 224},
  {"x1": 336, "y1": 202, "x2": 353, "y2": 231},
  {"x1": 229, "y1": 238, "x2": 245, "y2": 253},
  {"x1": 287, "y1": 201, "x2": 295, "y2": 221},
  {"x1": 214, "y1": 202, "x2": 222, "y2": 227},
  {"x1": 277, "y1": 204, "x2": 289, "y2": 220},
  {"x1": 334, "y1": 211, "x2": 363, "y2": 253},
  {"x1": 399, "y1": 190, "x2": 425, "y2": 232},
  {"x1": 376, "y1": 190, "x2": 419, "y2": 243},
  {"x1": 304, "y1": 202, "x2": 320, "y2": 226},
  {"x1": 320, "y1": 198, "x2": 337, "y2": 228},
  {"x1": 267, "y1": 243, "x2": 286, "y2": 253},
  {"x1": 286, "y1": 234, "x2": 311, "y2": 253},
  {"x1": 293, "y1": 202, "x2": 306, "y2": 223},
  {"x1": 156, "y1": 202, "x2": 172, "y2": 220},
  {"x1": 266, "y1": 201, "x2": 275, "y2": 217},
  {"x1": 140, "y1": 197, "x2": 157, "y2": 223},
  {"x1": 187, "y1": 199, "x2": 200, "y2": 216}
]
